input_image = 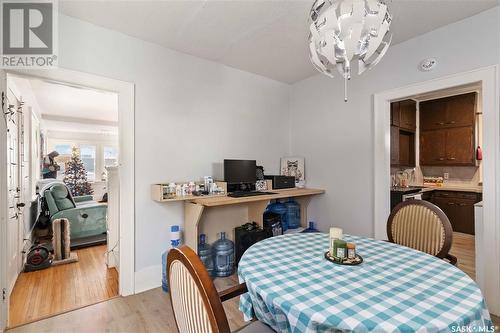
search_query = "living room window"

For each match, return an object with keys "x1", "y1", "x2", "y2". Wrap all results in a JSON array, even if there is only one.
[
  {"x1": 80, "y1": 144, "x2": 97, "y2": 181},
  {"x1": 49, "y1": 141, "x2": 118, "y2": 182},
  {"x1": 104, "y1": 146, "x2": 118, "y2": 168}
]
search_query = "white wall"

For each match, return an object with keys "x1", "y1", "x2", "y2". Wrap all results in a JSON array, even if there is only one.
[
  {"x1": 289, "y1": 7, "x2": 500, "y2": 236},
  {"x1": 57, "y1": 15, "x2": 290, "y2": 273}
]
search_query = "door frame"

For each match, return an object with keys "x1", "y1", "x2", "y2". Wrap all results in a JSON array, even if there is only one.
[
  {"x1": 2, "y1": 68, "x2": 136, "y2": 299},
  {"x1": 373, "y1": 65, "x2": 500, "y2": 315},
  {"x1": 0, "y1": 70, "x2": 8, "y2": 331}
]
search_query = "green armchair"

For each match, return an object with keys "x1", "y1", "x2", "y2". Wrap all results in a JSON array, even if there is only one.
[{"x1": 44, "y1": 184, "x2": 107, "y2": 244}]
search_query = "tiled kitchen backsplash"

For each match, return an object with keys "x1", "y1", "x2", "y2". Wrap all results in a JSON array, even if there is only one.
[
  {"x1": 391, "y1": 165, "x2": 482, "y2": 187},
  {"x1": 421, "y1": 166, "x2": 479, "y2": 182}
]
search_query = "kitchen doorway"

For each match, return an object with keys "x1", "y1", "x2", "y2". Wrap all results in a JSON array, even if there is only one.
[
  {"x1": 388, "y1": 83, "x2": 482, "y2": 283},
  {"x1": 374, "y1": 66, "x2": 500, "y2": 316}
]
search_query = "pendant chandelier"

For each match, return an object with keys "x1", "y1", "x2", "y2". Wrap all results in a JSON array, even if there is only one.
[{"x1": 308, "y1": 0, "x2": 392, "y2": 101}]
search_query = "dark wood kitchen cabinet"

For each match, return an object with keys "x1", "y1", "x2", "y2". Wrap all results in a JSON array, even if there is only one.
[
  {"x1": 391, "y1": 103, "x2": 400, "y2": 127},
  {"x1": 431, "y1": 191, "x2": 482, "y2": 235},
  {"x1": 391, "y1": 99, "x2": 416, "y2": 130},
  {"x1": 399, "y1": 100, "x2": 417, "y2": 131},
  {"x1": 420, "y1": 130, "x2": 446, "y2": 165},
  {"x1": 419, "y1": 92, "x2": 477, "y2": 166},
  {"x1": 398, "y1": 131, "x2": 415, "y2": 167},
  {"x1": 420, "y1": 127, "x2": 474, "y2": 165},
  {"x1": 390, "y1": 126, "x2": 399, "y2": 165},
  {"x1": 445, "y1": 127, "x2": 475, "y2": 165},
  {"x1": 390, "y1": 100, "x2": 416, "y2": 167},
  {"x1": 420, "y1": 92, "x2": 476, "y2": 130}
]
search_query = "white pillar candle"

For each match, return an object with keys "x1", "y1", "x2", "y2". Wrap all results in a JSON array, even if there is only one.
[{"x1": 329, "y1": 227, "x2": 343, "y2": 256}]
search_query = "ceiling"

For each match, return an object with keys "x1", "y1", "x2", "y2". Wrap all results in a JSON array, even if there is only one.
[
  {"x1": 26, "y1": 78, "x2": 118, "y2": 122},
  {"x1": 59, "y1": 0, "x2": 500, "y2": 83},
  {"x1": 10, "y1": 75, "x2": 118, "y2": 134}
]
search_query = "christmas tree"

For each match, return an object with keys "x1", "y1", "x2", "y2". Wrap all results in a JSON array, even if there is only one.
[{"x1": 63, "y1": 147, "x2": 93, "y2": 197}]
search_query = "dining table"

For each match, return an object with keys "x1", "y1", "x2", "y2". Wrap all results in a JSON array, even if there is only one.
[{"x1": 238, "y1": 233, "x2": 492, "y2": 333}]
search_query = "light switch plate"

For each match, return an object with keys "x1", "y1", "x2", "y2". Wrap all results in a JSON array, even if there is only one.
[{"x1": 443, "y1": 172, "x2": 449, "y2": 180}]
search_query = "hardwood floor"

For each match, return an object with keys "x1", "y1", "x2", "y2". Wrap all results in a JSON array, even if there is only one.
[
  {"x1": 7, "y1": 276, "x2": 245, "y2": 333},
  {"x1": 449, "y1": 232, "x2": 475, "y2": 280},
  {"x1": 8, "y1": 245, "x2": 118, "y2": 328}
]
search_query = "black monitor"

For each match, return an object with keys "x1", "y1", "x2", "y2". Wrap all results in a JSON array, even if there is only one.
[{"x1": 224, "y1": 159, "x2": 256, "y2": 185}]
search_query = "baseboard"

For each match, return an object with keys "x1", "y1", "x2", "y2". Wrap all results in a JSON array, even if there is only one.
[{"x1": 134, "y1": 264, "x2": 162, "y2": 294}]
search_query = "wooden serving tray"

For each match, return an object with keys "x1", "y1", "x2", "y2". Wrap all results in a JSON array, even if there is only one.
[{"x1": 324, "y1": 251, "x2": 363, "y2": 266}]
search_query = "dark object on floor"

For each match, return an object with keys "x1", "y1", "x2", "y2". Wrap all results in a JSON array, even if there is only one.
[
  {"x1": 235, "y1": 222, "x2": 267, "y2": 265},
  {"x1": 263, "y1": 211, "x2": 283, "y2": 237},
  {"x1": 24, "y1": 245, "x2": 52, "y2": 272}
]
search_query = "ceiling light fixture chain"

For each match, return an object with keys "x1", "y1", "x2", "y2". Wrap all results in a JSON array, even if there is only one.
[{"x1": 308, "y1": 0, "x2": 393, "y2": 102}]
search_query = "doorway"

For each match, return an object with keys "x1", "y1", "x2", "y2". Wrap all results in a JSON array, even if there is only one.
[
  {"x1": 0, "y1": 68, "x2": 135, "y2": 330},
  {"x1": 374, "y1": 66, "x2": 500, "y2": 316},
  {"x1": 388, "y1": 83, "x2": 482, "y2": 279}
]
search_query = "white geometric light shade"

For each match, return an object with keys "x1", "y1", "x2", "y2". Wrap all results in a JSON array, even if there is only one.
[{"x1": 308, "y1": 0, "x2": 392, "y2": 101}]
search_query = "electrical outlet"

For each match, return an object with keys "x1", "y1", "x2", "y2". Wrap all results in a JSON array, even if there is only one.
[{"x1": 443, "y1": 172, "x2": 449, "y2": 180}]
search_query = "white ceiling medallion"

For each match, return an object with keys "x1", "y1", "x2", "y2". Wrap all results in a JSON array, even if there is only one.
[
  {"x1": 419, "y1": 58, "x2": 438, "y2": 72},
  {"x1": 308, "y1": 0, "x2": 393, "y2": 102}
]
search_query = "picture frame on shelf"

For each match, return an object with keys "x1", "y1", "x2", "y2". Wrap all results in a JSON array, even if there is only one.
[{"x1": 280, "y1": 157, "x2": 305, "y2": 188}]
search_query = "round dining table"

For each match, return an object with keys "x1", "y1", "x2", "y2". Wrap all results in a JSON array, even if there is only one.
[{"x1": 238, "y1": 233, "x2": 492, "y2": 333}]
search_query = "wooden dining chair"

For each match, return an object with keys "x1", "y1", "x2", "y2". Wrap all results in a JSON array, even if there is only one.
[
  {"x1": 387, "y1": 200, "x2": 457, "y2": 265},
  {"x1": 167, "y1": 245, "x2": 274, "y2": 333}
]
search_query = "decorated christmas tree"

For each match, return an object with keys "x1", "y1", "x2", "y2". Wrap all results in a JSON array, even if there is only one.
[{"x1": 63, "y1": 147, "x2": 93, "y2": 197}]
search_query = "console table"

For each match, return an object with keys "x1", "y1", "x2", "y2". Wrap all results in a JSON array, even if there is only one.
[{"x1": 152, "y1": 187, "x2": 325, "y2": 252}]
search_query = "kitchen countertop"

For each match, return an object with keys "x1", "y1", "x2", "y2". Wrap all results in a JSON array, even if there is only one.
[
  {"x1": 419, "y1": 185, "x2": 483, "y2": 193},
  {"x1": 391, "y1": 184, "x2": 483, "y2": 193}
]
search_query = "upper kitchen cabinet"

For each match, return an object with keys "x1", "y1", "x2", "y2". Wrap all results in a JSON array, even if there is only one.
[
  {"x1": 419, "y1": 92, "x2": 477, "y2": 166},
  {"x1": 420, "y1": 92, "x2": 476, "y2": 130},
  {"x1": 391, "y1": 99, "x2": 416, "y2": 131},
  {"x1": 420, "y1": 127, "x2": 474, "y2": 165},
  {"x1": 391, "y1": 102, "x2": 400, "y2": 127},
  {"x1": 390, "y1": 99, "x2": 416, "y2": 167},
  {"x1": 445, "y1": 127, "x2": 475, "y2": 165},
  {"x1": 399, "y1": 100, "x2": 417, "y2": 131},
  {"x1": 420, "y1": 130, "x2": 446, "y2": 165}
]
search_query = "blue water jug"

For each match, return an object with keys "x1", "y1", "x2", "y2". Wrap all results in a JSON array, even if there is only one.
[
  {"x1": 284, "y1": 198, "x2": 300, "y2": 229},
  {"x1": 213, "y1": 232, "x2": 234, "y2": 277},
  {"x1": 302, "y1": 221, "x2": 320, "y2": 233},
  {"x1": 198, "y1": 234, "x2": 215, "y2": 277},
  {"x1": 162, "y1": 225, "x2": 181, "y2": 292},
  {"x1": 266, "y1": 201, "x2": 288, "y2": 231}
]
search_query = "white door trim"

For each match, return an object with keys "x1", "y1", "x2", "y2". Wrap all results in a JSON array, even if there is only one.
[
  {"x1": 0, "y1": 70, "x2": 8, "y2": 332},
  {"x1": 7, "y1": 67, "x2": 136, "y2": 297},
  {"x1": 373, "y1": 65, "x2": 500, "y2": 315}
]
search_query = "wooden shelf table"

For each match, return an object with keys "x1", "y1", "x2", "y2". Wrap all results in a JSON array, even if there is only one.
[{"x1": 153, "y1": 187, "x2": 325, "y2": 252}]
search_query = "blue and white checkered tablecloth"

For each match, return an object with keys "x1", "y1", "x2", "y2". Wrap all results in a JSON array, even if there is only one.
[{"x1": 238, "y1": 233, "x2": 492, "y2": 333}]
